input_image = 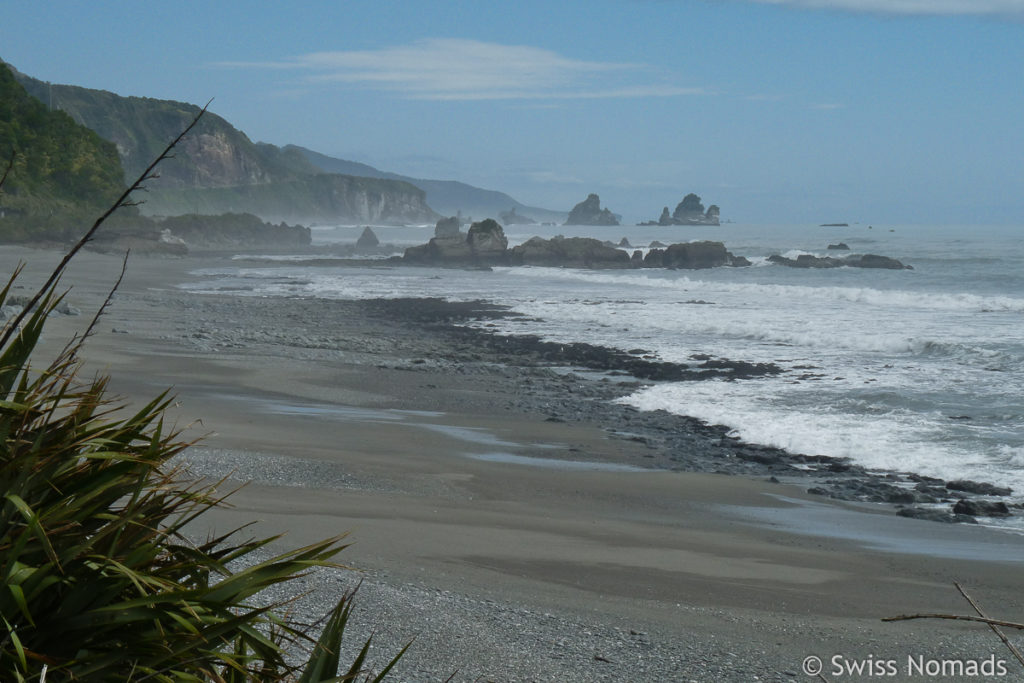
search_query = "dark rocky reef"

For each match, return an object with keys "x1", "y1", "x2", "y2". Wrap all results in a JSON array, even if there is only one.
[
  {"x1": 767, "y1": 253, "x2": 912, "y2": 270},
  {"x1": 827, "y1": 242, "x2": 850, "y2": 250},
  {"x1": 564, "y1": 194, "x2": 619, "y2": 226}
]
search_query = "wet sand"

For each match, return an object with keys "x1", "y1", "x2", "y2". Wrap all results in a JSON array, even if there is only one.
[{"x1": 7, "y1": 245, "x2": 1024, "y2": 681}]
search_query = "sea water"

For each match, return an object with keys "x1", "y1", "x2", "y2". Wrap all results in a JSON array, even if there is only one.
[{"x1": 183, "y1": 222, "x2": 1024, "y2": 507}]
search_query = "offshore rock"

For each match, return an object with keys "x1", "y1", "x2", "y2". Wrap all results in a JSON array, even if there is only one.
[
  {"x1": 467, "y1": 219, "x2": 509, "y2": 258},
  {"x1": 644, "y1": 241, "x2": 748, "y2": 269},
  {"x1": 565, "y1": 194, "x2": 619, "y2": 226},
  {"x1": 509, "y1": 236, "x2": 630, "y2": 268},
  {"x1": 356, "y1": 226, "x2": 380, "y2": 248},
  {"x1": 405, "y1": 219, "x2": 509, "y2": 265}
]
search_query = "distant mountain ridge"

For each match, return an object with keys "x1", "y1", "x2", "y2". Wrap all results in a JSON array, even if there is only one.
[
  {"x1": 8, "y1": 62, "x2": 562, "y2": 226},
  {"x1": 287, "y1": 146, "x2": 565, "y2": 223},
  {"x1": 9, "y1": 65, "x2": 436, "y2": 225}
]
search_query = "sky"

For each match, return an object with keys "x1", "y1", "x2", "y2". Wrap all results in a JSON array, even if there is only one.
[{"x1": 2, "y1": 0, "x2": 1022, "y2": 224}]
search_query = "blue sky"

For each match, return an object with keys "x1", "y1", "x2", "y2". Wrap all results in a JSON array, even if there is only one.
[{"x1": 2, "y1": 0, "x2": 1022, "y2": 224}]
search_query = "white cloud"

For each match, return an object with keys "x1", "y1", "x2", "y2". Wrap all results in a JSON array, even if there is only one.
[
  {"x1": 219, "y1": 38, "x2": 703, "y2": 101},
  {"x1": 748, "y1": 0, "x2": 1024, "y2": 15}
]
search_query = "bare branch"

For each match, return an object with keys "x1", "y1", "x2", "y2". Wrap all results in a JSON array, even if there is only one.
[
  {"x1": 955, "y1": 582, "x2": 1024, "y2": 671},
  {"x1": 0, "y1": 102, "x2": 210, "y2": 351}
]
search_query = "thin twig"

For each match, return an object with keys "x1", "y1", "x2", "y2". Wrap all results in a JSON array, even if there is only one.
[
  {"x1": 882, "y1": 613, "x2": 1024, "y2": 630},
  {"x1": 955, "y1": 582, "x2": 1024, "y2": 671},
  {"x1": 0, "y1": 102, "x2": 210, "y2": 351}
]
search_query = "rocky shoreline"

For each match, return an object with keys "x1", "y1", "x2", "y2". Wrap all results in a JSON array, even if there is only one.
[
  {"x1": 170, "y1": 291, "x2": 1014, "y2": 526},
  {"x1": 365, "y1": 298, "x2": 1016, "y2": 524}
]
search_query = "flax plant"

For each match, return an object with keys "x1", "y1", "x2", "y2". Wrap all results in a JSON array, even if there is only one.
[{"x1": 0, "y1": 112, "x2": 405, "y2": 681}]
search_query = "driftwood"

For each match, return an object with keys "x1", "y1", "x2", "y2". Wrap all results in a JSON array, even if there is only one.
[{"x1": 884, "y1": 582, "x2": 1024, "y2": 672}]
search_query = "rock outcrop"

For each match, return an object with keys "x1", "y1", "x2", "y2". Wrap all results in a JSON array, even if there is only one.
[
  {"x1": 356, "y1": 226, "x2": 380, "y2": 249},
  {"x1": 642, "y1": 193, "x2": 720, "y2": 226},
  {"x1": 509, "y1": 236, "x2": 630, "y2": 268},
  {"x1": 565, "y1": 194, "x2": 619, "y2": 226},
  {"x1": 467, "y1": 219, "x2": 509, "y2": 258},
  {"x1": 767, "y1": 253, "x2": 912, "y2": 269},
  {"x1": 401, "y1": 223, "x2": 750, "y2": 272},
  {"x1": 643, "y1": 241, "x2": 749, "y2": 269},
  {"x1": 403, "y1": 219, "x2": 509, "y2": 266}
]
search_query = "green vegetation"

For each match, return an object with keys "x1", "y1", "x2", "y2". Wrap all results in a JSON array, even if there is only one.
[
  {"x1": 0, "y1": 62, "x2": 123, "y2": 212},
  {"x1": 12, "y1": 66, "x2": 313, "y2": 189},
  {"x1": 10, "y1": 66, "x2": 436, "y2": 225},
  {"x1": 0, "y1": 111, "x2": 405, "y2": 682}
]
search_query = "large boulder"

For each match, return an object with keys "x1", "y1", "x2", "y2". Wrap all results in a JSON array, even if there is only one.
[
  {"x1": 565, "y1": 194, "x2": 619, "y2": 226},
  {"x1": 467, "y1": 219, "x2": 508, "y2": 258},
  {"x1": 847, "y1": 254, "x2": 913, "y2": 269},
  {"x1": 647, "y1": 241, "x2": 746, "y2": 269},
  {"x1": 510, "y1": 235, "x2": 630, "y2": 268}
]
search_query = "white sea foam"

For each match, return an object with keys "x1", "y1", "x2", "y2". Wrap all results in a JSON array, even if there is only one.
[
  {"x1": 500, "y1": 267, "x2": 1024, "y2": 312},
  {"x1": 617, "y1": 381, "x2": 1024, "y2": 494},
  {"x1": 182, "y1": 223, "x2": 1024, "y2": 504}
]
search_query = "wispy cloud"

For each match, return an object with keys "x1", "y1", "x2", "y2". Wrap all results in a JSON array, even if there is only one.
[
  {"x1": 747, "y1": 0, "x2": 1024, "y2": 16},
  {"x1": 811, "y1": 102, "x2": 845, "y2": 109},
  {"x1": 217, "y1": 38, "x2": 704, "y2": 101}
]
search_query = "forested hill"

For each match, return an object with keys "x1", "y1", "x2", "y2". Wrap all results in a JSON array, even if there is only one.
[
  {"x1": 8, "y1": 64, "x2": 437, "y2": 225},
  {"x1": 0, "y1": 61, "x2": 124, "y2": 212}
]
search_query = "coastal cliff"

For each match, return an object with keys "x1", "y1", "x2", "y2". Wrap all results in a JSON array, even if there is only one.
[{"x1": 10, "y1": 65, "x2": 438, "y2": 225}]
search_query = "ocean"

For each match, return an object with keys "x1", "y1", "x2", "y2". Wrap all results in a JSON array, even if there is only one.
[{"x1": 182, "y1": 221, "x2": 1024, "y2": 520}]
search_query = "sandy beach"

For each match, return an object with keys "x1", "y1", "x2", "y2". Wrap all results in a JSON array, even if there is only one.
[{"x1": 7, "y1": 244, "x2": 1024, "y2": 682}]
